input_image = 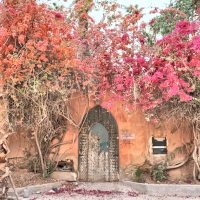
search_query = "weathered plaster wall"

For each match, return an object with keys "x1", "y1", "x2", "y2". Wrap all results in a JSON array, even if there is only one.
[
  {"x1": 7, "y1": 133, "x2": 25, "y2": 158},
  {"x1": 7, "y1": 94, "x2": 193, "y2": 180},
  {"x1": 55, "y1": 95, "x2": 193, "y2": 180},
  {"x1": 112, "y1": 103, "x2": 148, "y2": 170}
]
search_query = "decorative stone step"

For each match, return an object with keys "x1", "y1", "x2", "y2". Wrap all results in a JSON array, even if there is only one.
[{"x1": 50, "y1": 171, "x2": 77, "y2": 182}]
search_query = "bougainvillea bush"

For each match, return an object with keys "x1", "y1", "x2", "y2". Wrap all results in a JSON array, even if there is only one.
[
  {"x1": 1, "y1": 0, "x2": 200, "y2": 179},
  {"x1": 99, "y1": 16, "x2": 200, "y2": 178},
  {"x1": 0, "y1": 0, "x2": 104, "y2": 176},
  {"x1": 0, "y1": 0, "x2": 148, "y2": 176},
  {"x1": 0, "y1": 0, "x2": 87, "y2": 176}
]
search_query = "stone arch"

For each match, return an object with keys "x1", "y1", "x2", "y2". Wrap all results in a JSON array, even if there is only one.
[{"x1": 78, "y1": 105, "x2": 119, "y2": 182}]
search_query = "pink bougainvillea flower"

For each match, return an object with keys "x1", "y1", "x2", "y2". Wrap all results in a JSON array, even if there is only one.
[
  {"x1": 179, "y1": 91, "x2": 192, "y2": 102},
  {"x1": 134, "y1": 10, "x2": 139, "y2": 16},
  {"x1": 121, "y1": 33, "x2": 129, "y2": 42},
  {"x1": 149, "y1": 7, "x2": 158, "y2": 14},
  {"x1": 139, "y1": 37, "x2": 145, "y2": 44},
  {"x1": 123, "y1": 57, "x2": 134, "y2": 63},
  {"x1": 149, "y1": 18, "x2": 155, "y2": 25},
  {"x1": 55, "y1": 13, "x2": 62, "y2": 19},
  {"x1": 116, "y1": 84, "x2": 124, "y2": 91}
]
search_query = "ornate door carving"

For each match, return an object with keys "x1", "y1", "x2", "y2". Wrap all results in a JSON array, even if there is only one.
[{"x1": 78, "y1": 105, "x2": 119, "y2": 182}]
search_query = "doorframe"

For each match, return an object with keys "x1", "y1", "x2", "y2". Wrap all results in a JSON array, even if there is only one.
[{"x1": 78, "y1": 105, "x2": 119, "y2": 182}]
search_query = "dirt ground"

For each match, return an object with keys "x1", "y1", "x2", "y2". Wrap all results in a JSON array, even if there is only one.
[
  {"x1": 7, "y1": 157, "x2": 60, "y2": 188},
  {"x1": 6, "y1": 171, "x2": 200, "y2": 200},
  {"x1": 6, "y1": 157, "x2": 199, "y2": 188},
  {"x1": 19, "y1": 182, "x2": 200, "y2": 200},
  {"x1": 9, "y1": 171, "x2": 60, "y2": 188},
  {"x1": 8, "y1": 170, "x2": 198, "y2": 189}
]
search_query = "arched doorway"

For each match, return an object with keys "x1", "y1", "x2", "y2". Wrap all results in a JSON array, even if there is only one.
[{"x1": 78, "y1": 105, "x2": 119, "y2": 182}]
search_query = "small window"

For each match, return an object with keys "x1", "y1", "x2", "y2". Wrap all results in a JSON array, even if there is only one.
[{"x1": 152, "y1": 137, "x2": 167, "y2": 155}]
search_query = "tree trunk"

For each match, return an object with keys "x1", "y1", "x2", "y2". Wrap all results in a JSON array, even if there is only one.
[{"x1": 34, "y1": 130, "x2": 45, "y2": 177}]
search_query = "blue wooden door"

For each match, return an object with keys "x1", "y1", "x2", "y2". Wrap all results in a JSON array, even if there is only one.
[
  {"x1": 91, "y1": 123, "x2": 109, "y2": 153},
  {"x1": 78, "y1": 105, "x2": 119, "y2": 182},
  {"x1": 87, "y1": 123, "x2": 109, "y2": 181}
]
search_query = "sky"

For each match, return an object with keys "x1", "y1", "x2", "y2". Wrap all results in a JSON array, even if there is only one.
[
  {"x1": 115, "y1": 0, "x2": 171, "y2": 8},
  {"x1": 63, "y1": 0, "x2": 172, "y2": 8},
  {"x1": 56, "y1": 0, "x2": 173, "y2": 22},
  {"x1": 51, "y1": 0, "x2": 172, "y2": 11},
  {"x1": 115, "y1": 0, "x2": 172, "y2": 22}
]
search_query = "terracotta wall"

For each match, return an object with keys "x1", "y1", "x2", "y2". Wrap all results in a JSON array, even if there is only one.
[
  {"x1": 106, "y1": 100, "x2": 192, "y2": 180},
  {"x1": 7, "y1": 94, "x2": 193, "y2": 180}
]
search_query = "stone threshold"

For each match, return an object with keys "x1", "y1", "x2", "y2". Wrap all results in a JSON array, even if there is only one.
[
  {"x1": 8, "y1": 180, "x2": 200, "y2": 198},
  {"x1": 8, "y1": 181, "x2": 65, "y2": 197},
  {"x1": 123, "y1": 180, "x2": 200, "y2": 196}
]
